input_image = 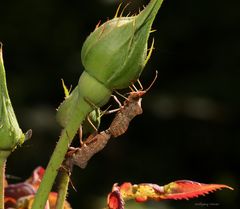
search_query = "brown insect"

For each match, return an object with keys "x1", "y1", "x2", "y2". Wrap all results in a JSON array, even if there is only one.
[
  {"x1": 108, "y1": 71, "x2": 158, "y2": 137},
  {"x1": 64, "y1": 71, "x2": 157, "y2": 169},
  {"x1": 65, "y1": 126, "x2": 111, "y2": 169}
]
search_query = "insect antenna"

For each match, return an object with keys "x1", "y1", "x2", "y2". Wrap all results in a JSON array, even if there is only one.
[
  {"x1": 105, "y1": 95, "x2": 122, "y2": 114},
  {"x1": 100, "y1": 105, "x2": 112, "y2": 115},
  {"x1": 78, "y1": 125, "x2": 84, "y2": 146},
  {"x1": 145, "y1": 70, "x2": 158, "y2": 92},
  {"x1": 87, "y1": 116, "x2": 98, "y2": 132}
]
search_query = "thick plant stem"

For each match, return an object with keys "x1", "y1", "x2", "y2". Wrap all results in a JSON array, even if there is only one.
[
  {"x1": 0, "y1": 150, "x2": 11, "y2": 209},
  {"x1": 55, "y1": 170, "x2": 70, "y2": 209},
  {"x1": 32, "y1": 98, "x2": 92, "y2": 209}
]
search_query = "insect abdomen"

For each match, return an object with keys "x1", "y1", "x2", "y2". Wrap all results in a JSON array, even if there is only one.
[
  {"x1": 109, "y1": 102, "x2": 143, "y2": 137},
  {"x1": 72, "y1": 131, "x2": 111, "y2": 169},
  {"x1": 109, "y1": 113, "x2": 130, "y2": 137}
]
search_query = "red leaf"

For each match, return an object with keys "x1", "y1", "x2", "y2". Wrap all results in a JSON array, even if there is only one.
[
  {"x1": 161, "y1": 180, "x2": 234, "y2": 200},
  {"x1": 107, "y1": 180, "x2": 233, "y2": 208}
]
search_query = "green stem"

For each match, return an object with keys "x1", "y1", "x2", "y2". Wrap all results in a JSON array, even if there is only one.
[
  {"x1": 31, "y1": 98, "x2": 92, "y2": 209},
  {"x1": 55, "y1": 170, "x2": 70, "y2": 209},
  {"x1": 0, "y1": 150, "x2": 11, "y2": 209}
]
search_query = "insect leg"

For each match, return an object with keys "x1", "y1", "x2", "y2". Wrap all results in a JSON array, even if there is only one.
[
  {"x1": 131, "y1": 83, "x2": 139, "y2": 91},
  {"x1": 81, "y1": 116, "x2": 99, "y2": 145},
  {"x1": 137, "y1": 79, "x2": 144, "y2": 90},
  {"x1": 78, "y1": 125, "x2": 84, "y2": 146},
  {"x1": 100, "y1": 105, "x2": 112, "y2": 115},
  {"x1": 66, "y1": 147, "x2": 78, "y2": 157},
  {"x1": 145, "y1": 70, "x2": 158, "y2": 92},
  {"x1": 105, "y1": 108, "x2": 121, "y2": 114},
  {"x1": 84, "y1": 96, "x2": 106, "y2": 117},
  {"x1": 114, "y1": 91, "x2": 128, "y2": 101},
  {"x1": 59, "y1": 163, "x2": 77, "y2": 191},
  {"x1": 87, "y1": 115, "x2": 98, "y2": 132},
  {"x1": 129, "y1": 85, "x2": 136, "y2": 92},
  {"x1": 105, "y1": 95, "x2": 122, "y2": 114},
  {"x1": 112, "y1": 94, "x2": 123, "y2": 107}
]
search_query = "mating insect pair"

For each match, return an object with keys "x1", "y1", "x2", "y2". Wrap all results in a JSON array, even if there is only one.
[{"x1": 65, "y1": 71, "x2": 158, "y2": 169}]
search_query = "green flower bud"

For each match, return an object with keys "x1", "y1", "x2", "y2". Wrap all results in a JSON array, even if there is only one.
[
  {"x1": 57, "y1": 0, "x2": 164, "y2": 128},
  {"x1": 81, "y1": 0, "x2": 164, "y2": 89},
  {"x1": 0, "y1": 43, "x2": 31, "y2": 150}
]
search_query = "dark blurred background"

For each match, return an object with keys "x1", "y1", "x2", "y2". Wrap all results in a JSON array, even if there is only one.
[{"x1": 1, "y1": 0, "x2": 239, "y2": 208}]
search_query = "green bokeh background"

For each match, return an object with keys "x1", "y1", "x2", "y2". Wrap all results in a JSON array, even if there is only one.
[{"x1": 0, "y1": 0, "x2": 239, "y2": 208}]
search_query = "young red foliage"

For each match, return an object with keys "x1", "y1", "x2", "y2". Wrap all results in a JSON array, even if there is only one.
[
  {"x1": 107, "y1": 180, "x2": 233, "y2": 209},
  {"x1": 4, "y1": 167, "x2": 72, "y2": 209},
  {"x1": 161, "y1": 180, "x2": 234, "y2": 201},
  {"x1": 25, "y1": 166, "x2": 45, "y2": 190},
  {"x1": 107, "y1": 185, "x2": 124, "y2": 209}
]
